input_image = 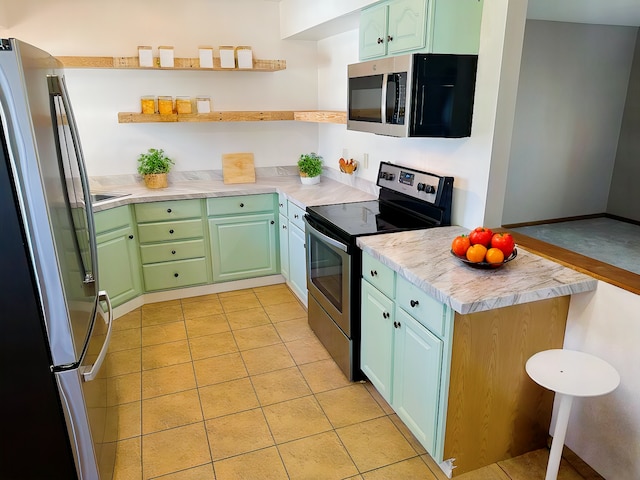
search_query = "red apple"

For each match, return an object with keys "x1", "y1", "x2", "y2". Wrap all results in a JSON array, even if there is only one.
[{"x1": 469, "y1": 227, "x2": 493, "y2": 247}]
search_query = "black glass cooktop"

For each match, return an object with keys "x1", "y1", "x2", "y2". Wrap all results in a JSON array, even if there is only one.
[{"x1": 306, "y1": 200, "x2": 437, "y2": 239}]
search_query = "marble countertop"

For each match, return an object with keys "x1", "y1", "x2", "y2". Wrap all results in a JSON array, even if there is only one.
[
  {"x1": 357, "y1": 226, "x2": 598, "y2": 315},
  {"x1": 90, "y1": 170, "x2": 376, "y2": 212}
]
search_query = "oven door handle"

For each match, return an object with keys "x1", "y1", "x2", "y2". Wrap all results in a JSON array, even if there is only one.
[{"x1": 304, "y1": 216, "x2": 348, "y2": 253}]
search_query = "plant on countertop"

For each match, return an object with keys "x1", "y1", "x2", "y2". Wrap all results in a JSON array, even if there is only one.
[
  {"x1": 297, "y1": 152, "x2": 323, "y2": 178},
  {"x1": 137, "y1": 148, "x2": 175, "y2": 189},
  {"x1": 137, "y1": 148, "x2": 175, "y2": 175}
]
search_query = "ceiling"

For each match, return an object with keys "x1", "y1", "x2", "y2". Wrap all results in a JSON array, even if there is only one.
[
  {"x1": 264, "y1": 0, "x2": 640, "y2": 28},
  {"x1": 527, "y1": 0, "x2": 640, "y2": 27}
]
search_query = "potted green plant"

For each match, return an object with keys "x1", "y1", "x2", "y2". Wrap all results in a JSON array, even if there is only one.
[
  {"x1": 297, "y1": 152, "x2": 323, "y2": 185},
  {"x1": 137, "y1": 148, "x2": 175, "y2": 189}
]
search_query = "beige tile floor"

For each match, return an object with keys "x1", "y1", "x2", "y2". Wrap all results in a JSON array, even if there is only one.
[{"x1": 101, "y1": 284, "x2": 598, "y2": 480}]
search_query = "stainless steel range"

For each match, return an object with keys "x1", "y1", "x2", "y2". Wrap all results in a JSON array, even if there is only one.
[{"x1": 304, "y1": 162, "x2": 454, "y2": 380}]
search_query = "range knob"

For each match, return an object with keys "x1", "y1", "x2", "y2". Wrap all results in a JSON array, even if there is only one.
[{"x1": 417, "y1": 183, "x2": 436, "y2": 194}]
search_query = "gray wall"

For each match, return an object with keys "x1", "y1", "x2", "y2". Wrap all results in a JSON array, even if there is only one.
[
  {"x1": 608, "y1": 31, "x2": 640, "y2": 222},
  {"x1": 502, "y1": 21, "x2": 638, "y2": 225}
]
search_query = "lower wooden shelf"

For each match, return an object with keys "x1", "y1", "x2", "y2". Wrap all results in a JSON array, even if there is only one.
[{"x1": 117, "y1": 110, "x2": 346, "y2": 124}]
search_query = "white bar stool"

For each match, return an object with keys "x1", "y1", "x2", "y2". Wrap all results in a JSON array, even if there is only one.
[{"x1": 526, "y1": 349, "x2": 620, "y2": 480}]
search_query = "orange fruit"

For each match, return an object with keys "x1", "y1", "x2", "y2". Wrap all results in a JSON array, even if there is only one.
[
  {"x1": 485, "y1": 247, "x2": 505, "y2": 264},
  {"x1": 465, "y1": 244, "x2": 487, "y2": 263}
]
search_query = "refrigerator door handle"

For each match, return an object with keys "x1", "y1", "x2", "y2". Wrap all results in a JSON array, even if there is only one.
[{"x1": 81, "y1": 290, "x2": 113, "y2": 382}]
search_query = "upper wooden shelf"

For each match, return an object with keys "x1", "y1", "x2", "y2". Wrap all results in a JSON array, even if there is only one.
[
  {"x1": 56, "y1": 56, "x2": 286, "y2": 72},
  {"x1": 117, "y1": 110, "x2": 346, "y2": 124}
]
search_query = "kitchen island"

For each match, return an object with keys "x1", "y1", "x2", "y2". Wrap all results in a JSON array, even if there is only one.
[{"x1": 357, "y1": 227, "x2": 598, "y2": 476}]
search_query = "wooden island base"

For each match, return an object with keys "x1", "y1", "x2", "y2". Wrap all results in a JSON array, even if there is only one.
[{"x1": 444, "y1": 296, "x2": 570, "y2": 476}]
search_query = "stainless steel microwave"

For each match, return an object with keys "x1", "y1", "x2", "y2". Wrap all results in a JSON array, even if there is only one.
[{"x1": 347, "y1": 53, "x2": 478, "y2": 137}]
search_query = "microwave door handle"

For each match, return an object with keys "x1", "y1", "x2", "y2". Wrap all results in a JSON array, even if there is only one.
[{"x1": 381, "y1": 73, "x2": 388, "y2": 125}]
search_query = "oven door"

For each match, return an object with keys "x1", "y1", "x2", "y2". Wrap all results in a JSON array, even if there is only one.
[{"x1": 304, "y1": 216, "x2": 351, "y2": 337}]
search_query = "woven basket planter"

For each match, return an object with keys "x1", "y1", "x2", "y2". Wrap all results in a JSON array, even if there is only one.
[{"x1": 143, "y1": 173, "x2": 168, "y2": 189}]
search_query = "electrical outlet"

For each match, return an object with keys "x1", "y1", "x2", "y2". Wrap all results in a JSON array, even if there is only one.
[{"x1": 363, "y1": 153, "x2": 369, "y2": 168}]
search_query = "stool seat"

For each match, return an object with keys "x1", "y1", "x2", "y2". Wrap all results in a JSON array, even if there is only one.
[
  {"x1": 526, "y1": 349, "x2": 620, "y2": 397},
  {"x1": 526, "y1": 349, "x2": 620, "y2": 480}
]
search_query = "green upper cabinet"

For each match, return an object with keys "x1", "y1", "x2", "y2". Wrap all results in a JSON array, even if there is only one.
[
  {"x1": 207, "y1": 194, "x2": 278, "y2": 283},
  {"x1": 359, "y1": 2, "x2": 389, "y2": 60},
  {"x1": 359, "y1": 0, "x2": 484, "y2": 60},
  {"x1": 94, "y1": 206, "x2": 142, "y2": 307}
]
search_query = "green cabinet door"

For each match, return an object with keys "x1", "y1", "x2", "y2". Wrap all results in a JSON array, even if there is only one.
[
  {"x1": 96, "y1": 225, "x2": 142, "y2": 307},
  {"x1": 287, "y1": 222, "x2": 307, "y2": 305},
  {"x1": 387, "y1": 0, "x2": 427, "y2": 55},
  {"x1": 392, "y1": 307, "x2": 443, "y2": 456},
  {"x1": 209, "y1": 213, "x2": 277, "y2": 283},
  {"x1": 361, "y1": 280, "x2": 395, "y2": 403},
  {"x1": 359, "y1": 2, "x2": 389, "y2": 60},
  {"x1": 279, "y1": 213, "x2": 289, "y2": 280}
]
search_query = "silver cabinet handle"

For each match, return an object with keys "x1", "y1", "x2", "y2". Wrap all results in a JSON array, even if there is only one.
[{"x1": 82, "y1": 290, "x2": 113, "y2": 382}]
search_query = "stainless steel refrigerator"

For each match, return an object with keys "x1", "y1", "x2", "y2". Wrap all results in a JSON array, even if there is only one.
[{"x1": 0, "y1": 38, "x2": 113, "y2": 479}]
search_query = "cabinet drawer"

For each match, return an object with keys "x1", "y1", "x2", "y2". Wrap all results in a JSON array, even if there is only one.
[
  {"x1": 362, "y1": 252, "x2": 395, "y2": 298},
  {"x1": 135, "y1": 199, "x2": 202, "y2": 222},
  {"x1": 207, "y1": 194, "x2": 275, "y2": 216},
  {"x1": 94, "y1": 206, "x2": 130, "y2": 234},
  {"x1": 137, "y1": 219, "x2": 204, "y2": 243},
  {"x1": 287, "y1": 201, "x2": 306, "y2": 230},
  {"x1": 140, "y1": 239, "x2": 205, "y2": 264},
  {"x1": 396, "y1": 275, "x2": 445, "y2": 338},
  {"x1": 142, "y1": 258, "x2": 208, "y2": 291}
]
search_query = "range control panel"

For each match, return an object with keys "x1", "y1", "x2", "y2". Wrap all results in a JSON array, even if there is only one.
[{"x1": 377, "y1": 161, "x2": 453, "y2": 206}]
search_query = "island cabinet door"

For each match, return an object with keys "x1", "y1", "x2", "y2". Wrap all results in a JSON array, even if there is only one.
[
  {"x1": 392, "y1": 307, "x2": 443, "y2": 457},
  {"x1": 361, "y1": 280, "x2": 395, "y2": 403}
]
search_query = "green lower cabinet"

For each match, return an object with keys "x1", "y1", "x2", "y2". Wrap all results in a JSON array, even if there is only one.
[
  {"x1": 96, "y1": 225, "x2": 142, "y2": 307},
  {"x1": 287, "y1": 222, "x2": 307, "y2": 305},
  {"x1": 360, "y1": 251, "x2": 447, "y2": 458},
  {"x1": 209, "y1": 213, "x2": 277, "y2": 282},
  {"x1": 361, "y1": 280, "x2": 394, "y2": 402},
  {"x1": 279, "y1": 214, "x2": 290, "y2": 280},
  {"x1": 392, "y1": 307, "x2": 443, "y2": 455}
]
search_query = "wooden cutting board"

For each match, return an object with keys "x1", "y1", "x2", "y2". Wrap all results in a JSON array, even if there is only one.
[{"x1": 222, "y1": 153, "x2": 256, "y2": 184}]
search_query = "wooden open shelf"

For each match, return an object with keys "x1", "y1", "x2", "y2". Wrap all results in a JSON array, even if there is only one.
[
  {"x1": 118, "y1": 110, "x2": 346, "y2": 124},
  {"x1": 294, "y1": 110, "x2": 347, "y2": 124},
  {"x1": 57, "y1": 56, "x2": 286, "y2": 72}
]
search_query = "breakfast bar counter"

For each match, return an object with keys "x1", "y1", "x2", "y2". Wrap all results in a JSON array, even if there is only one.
[
  {"x1": 357, "y1": 226, "x2": 598, "y2": 476},
  {"x1": 356, "y1": 226, "x2": 598, "y2": 314}
]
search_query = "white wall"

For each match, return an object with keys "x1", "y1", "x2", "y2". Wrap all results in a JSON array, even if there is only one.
[
  {"x1": 502, "y1": 21, "x2": 637, "y2": 225},
  {"x1": 316, "y1": 1, "x2": 529, "y2": 229},
  {"x1": 608, "y1": 31, "x2": 640, "y2": 222},
  {"x1": 561, "y1": 282, "x2": 640, "y2": 480},
  {"x1": 1, "y1": 0, "x2": 320, "y2": 177}
]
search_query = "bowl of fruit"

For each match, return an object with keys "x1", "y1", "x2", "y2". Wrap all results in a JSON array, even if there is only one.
[{"x1": 451, "y1": 228, "x2": 517, "y2": 269}]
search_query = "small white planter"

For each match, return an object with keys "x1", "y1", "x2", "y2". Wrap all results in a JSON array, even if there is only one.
[{"x1": 300, "y1": 175, "x2": 320, "y2": 185}]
